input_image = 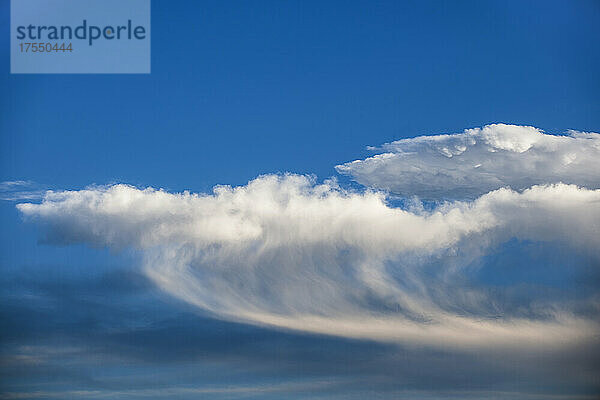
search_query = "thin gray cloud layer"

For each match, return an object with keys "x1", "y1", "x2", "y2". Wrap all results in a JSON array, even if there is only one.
[{"x1": 336, "y1": 124, "x2": 600, "y2": 199}]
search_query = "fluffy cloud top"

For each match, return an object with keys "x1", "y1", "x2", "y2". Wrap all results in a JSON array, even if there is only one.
[
  {"x1": 336, "y1": 124, "x2": 600, "y2": 199},
  {"x1": 17, "y1": 175, "x2": 600, "y2": 349}
]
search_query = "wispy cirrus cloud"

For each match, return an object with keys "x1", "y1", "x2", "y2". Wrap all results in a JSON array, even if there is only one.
[{"x1": 0, "y1": 180, "x2": 47, "y2": 201}]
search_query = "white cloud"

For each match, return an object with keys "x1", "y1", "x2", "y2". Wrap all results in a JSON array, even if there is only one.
[
  {"x1": 336, "y1": 124, "x2": 600, "y2": 199},
  {"x1": 17, "y1": 175, "x2": 600, "y2": 349},
  {"x1": 0, "y1": 180, "x2": 46, "y2": 201}
]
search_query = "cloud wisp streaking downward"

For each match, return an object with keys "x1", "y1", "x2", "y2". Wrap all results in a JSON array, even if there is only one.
[
  {"x1": 17, "y1": 174, "x2": 600, "y2": 349},
  {"x1": 336, "y1": 124, "x2": 600, "y2": 199}
]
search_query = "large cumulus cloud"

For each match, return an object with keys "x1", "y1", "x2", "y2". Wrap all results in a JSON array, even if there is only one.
[
  {"x1": 17, "y1": 173, "x2": 600, "y2": 349},
  {"x1": 336, "y1": 124, "x2": 600, "y2": 199}
]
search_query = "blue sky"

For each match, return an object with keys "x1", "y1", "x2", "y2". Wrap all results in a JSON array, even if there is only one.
[{"x1": 1, "y1": 1, "x2": 600, "y2": 399}]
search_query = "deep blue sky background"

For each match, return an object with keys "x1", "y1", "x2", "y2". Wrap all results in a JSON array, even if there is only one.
[
  {"x1": 1, "y1": 1, "x2": 599, "y2": 398},
  {"x1": 1, "y1": 0, "x2": 599, "y2": 192}
]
